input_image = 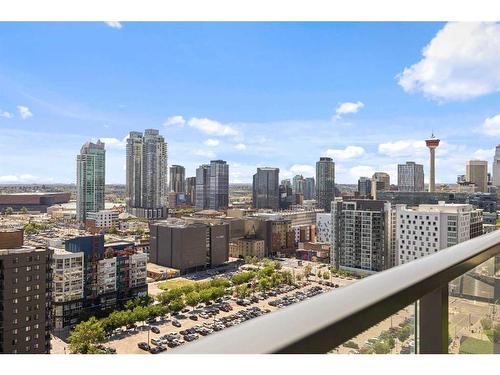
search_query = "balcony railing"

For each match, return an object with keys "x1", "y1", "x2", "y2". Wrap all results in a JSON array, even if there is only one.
[{"x1": 177, "y1": 230, "x2": 500, "y2": 354}]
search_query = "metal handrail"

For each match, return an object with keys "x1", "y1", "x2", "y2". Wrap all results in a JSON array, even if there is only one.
[{"x1": 176, "y1": 230, "x2": 500, "y2": 354}]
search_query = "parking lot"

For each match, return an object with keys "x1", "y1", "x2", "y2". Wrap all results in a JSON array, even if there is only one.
[{"x1": 99, "y1": 281, "x2": 333, "y2": 354}]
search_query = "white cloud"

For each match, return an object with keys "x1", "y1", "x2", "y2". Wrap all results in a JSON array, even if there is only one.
[
  {"x1": 193, "y1": 149, "x2": 216, "y2": 158},
  {"x1": 378, "y1": 140, "x2": 427, "y2": 157},
  {"x1": 0, "y1": 110, "x2": 13, "y2": 118},
  {"x1": 188, "y1": 117, "x2": 238, "y2": 136},
  {"x1": 349, "y1": 165, "x2": 375, "y2": 179},
  {"x1": 105, "y1": 22, "x2": 122, "y2": 29},
  {"x1": 480, "y1": 114, "x2": 500, "y2": 136},
  {"x1": 0, "y1": 174, "x2": 39, "y2": 183},
  {"x1": 234, "y1": 143, "x2": 246, "y2": 150},
  {"x1": 163, "y1": 115, "x2": 186, "y2": 127},
  {"x1": 99, "y1": 137, "x2": 128, "y2": 149},
  {"x1": 397, "y1": 22, "x2": 500, "y2": 102},
  {"x1": 325, "y1": 145, "x2": 365, "y2": 160},
  {"x1": 289, "y1": 164, "x2": 315, "y2": 177},
  {"x1": 333, "y1": 101, "x2": 364, "y2": 120},
  {"x1": 17, "y1": 105, "x2": 33, "y2": 119},
  {"x1": 473, "y1": 148, "x2": 494, "y2": 160},
  {"x1": 204, "y1": 139, "x2": 220, "y2": 147}
]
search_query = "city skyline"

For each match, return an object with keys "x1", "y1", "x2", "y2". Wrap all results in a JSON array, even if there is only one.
[{"x1": 1, "y1": 22, "x2": 500, "y2": 185}]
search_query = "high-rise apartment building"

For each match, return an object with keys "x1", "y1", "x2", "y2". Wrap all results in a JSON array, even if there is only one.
[
  {"x1": 357, "y1": 177, "x2": 371, "y2": 198},
  {"x1": 195, "y1": 164, "x2": 210, "y2": 210},
  {"x1": 331, "y1": 199, "x2": 391, "y2": 273},
  {"x1": 292, "y1": 175, "x2": 305, "y2": 195},
  {"x1": 304, "y1": 177, "x2": 316, "y2": 200},
  {"x1": 0, "y1": 229, "x2": 52, "y2": 354},
  {"x1": 396, "y1": 202, "x2": 483, "y2": 265},
  {"x1": 466, "y1": 160, "x2": 488, "y2": 192},
  {"x1": 493, "y1": 145, "x2": 500, "y2": 187},
  {"x1": 371, "y1": 172, "x2": 390, "y2": 200},
  {"x1": 316, "y1": 212, "x2": 332, "y2": 243},
  {"x1": 126, "y1": 129, "x2": 168, "y2": 219},
  {"x1": 76, "y1": 140, "x2": 105, "y2": 222},
  {"x1": 316, "y1": 157, "x2": 335, "y2": 212},
  {"x1": 185, "y1": 176, "x2": 197, "y2": 206},
  {"x1": 169, "y1": 165, "x2": 185, "y2": 193},
  {"x1": 252, "y1": 167, "x2": 280, "y2": 209},
  {"x1": 398, "y1": 161, "x2": 424, "y2": 192},
  {"x1": 279, "y1": 183, "x2": 294, "y2": 210}
]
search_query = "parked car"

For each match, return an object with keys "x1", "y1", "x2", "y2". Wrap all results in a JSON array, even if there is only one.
[
  {"x1": 137, "y1": 342, "x2": 150, "y2": 351},
  {"x1": 189, "y1": 315, "x2": 198, "y2": 321},
  {"x1": 172, "y1": 319, "x2": 181, "y2": 328},
  {"x1": 151, "y1": 327, "x2": 160, "y2": 334}
]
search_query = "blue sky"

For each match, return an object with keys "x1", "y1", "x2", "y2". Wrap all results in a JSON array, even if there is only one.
[{"x1": 1, "y1": 22, "x2": 500, "y2": 184}]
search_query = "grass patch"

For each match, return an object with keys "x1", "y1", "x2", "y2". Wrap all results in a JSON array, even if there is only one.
[
  {"x1": 459, "y1": 336, "x2": 493, "y2": 354},
  {"x1": 158, "y1": 278, "x2": 197, "y2": 290}
]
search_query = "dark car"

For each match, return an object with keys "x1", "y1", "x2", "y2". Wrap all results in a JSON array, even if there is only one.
[
  {"x1": 150, "y1": 345, "x2": 167, "y2": 354},
  {"x1": 151, "y1": 327, "x2": 160, "y2": 334},
  {"x1": 172, "y1": 320, "x2": 181, "y2": 328},
  {"x1": 189, "y1": 315, "x2": 198, "y2": 321},
  {"x1": 138, "y1": 342, "x2": 150, "y2": 351}
]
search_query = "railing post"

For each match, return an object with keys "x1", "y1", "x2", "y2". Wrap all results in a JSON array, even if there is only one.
[{"x1": 418, "y1": 284, "x2": 449, "y2": 354}]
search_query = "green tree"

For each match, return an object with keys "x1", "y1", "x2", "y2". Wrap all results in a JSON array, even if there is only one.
[
  {"x1": 4, "y1": 207, "x2": 13, "y2": 215},
  {"x1": 270, "y1": 272, "x2": 283, "y2": 288},
  {"x1": 68, "y1": 317, "x2": 106, "y2": 354},
  {"x1": 231, "y1": 271, "x2": 256, "y2": 285},
  {"x1": 198, "y1": 288, "x2": 213, "y2": 304},
  {"x1": 304, "y1": 264, "x2": 312, "y2": 281},
  {"x1": 107, "y1": 226, "x2": 118, "y2": 234},
  {"x1": 168, "y1": 298, "x2": 185, "y2": 313},
  {"x1": 323, "y1": 271, "x2": 330, "y2": 280},
  {"x1": 397, "y1": 325, "x2": 412, "y2": 342},
  {"x1": 20, "y1": 207, "x2": 28, "y2": 214},
  {"x1": 481, "y1": 318, "x2": 493, "y2": 331},
  {"x1": 185, "y1": 291, "x2": 201, "y2": 310},
  {"x1": 372, "y1": 340, "x2": 391, "y2": 354},
  {"x1": 258, "y1": 277, "x2": 270, "y2": 293},
  {"x1": 273, "y1": 261, "x2": 282, "y2": 270},
  {"x1": 235, "y1": 284, "x2": 250, "y2": 298},
  {"x1": 343, "y1": 341, "x2": 359, "y2": 349}
]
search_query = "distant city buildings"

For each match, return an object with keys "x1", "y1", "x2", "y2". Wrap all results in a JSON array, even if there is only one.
[
  {"x1": 195, "y1": 160, "x2": 229, "y2": 211},
  {"x1": 398, "y1": 161, "x2": 424, "y2": 192},
  {"x1": 396, "y1": 202, "x2": 483, "y2": 265},
  {"x1": 357, "y1": 177, "x2": 371, "y2": 198},
  {"x1": 0, "y1": 229, "x2": 52, "y2": 354},
  {"x1": 371, "y1": 172, "x2": 390, "y2": 200},
  {"x1": 0, "y1": 192, "x2": 70, "y2": 214},
  {"x1": 466, "y1": 160, "x2": 488, "y2": 192},
  {"x1": 126, "y1": 129, "x2": 168, "y2": 219},
  {"x1": 279, "y1": 180, "x2": 294, "y2": 210},
  {"x1": 252, "y1": 167, "x2": 280, "y2": 210},
  {"x1": 169, "y1": 165, "x2": 185, "y2": 193},
  {"x1": 185, "y1": 176, "x2": 197, "y2": 206},
  {"x1": 304, "y1": 177, "x2": 316, "y2": 200},
  {"x1": 292, "y1": 175, "x2": 305, "y2": 195},
  {"x1": 76, "y1": 140, "x2": 105, "y2": 222},
  {"x1": 316, "y1": 157, "x2": 335, "y2": 212},
  {"x1": 85, "y1": 210, "x2": 119, "y2": 232},
  {"x1": 425, "y1": 134, "x2": 440, "y2": 192}
]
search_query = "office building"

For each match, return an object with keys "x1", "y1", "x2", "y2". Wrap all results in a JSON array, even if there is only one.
[
  {"x1": 425, "y1": 134, "x2": 440, "y2": 192},
  {"x1": 396, "y1": 202, "x2": 483, "y2": 265},
  {"x1": 316, "y1": 213, "x2": 332, "y2": 243},
  {"x1": 252, "y1": 167, "x2": 280, "y2": 210},
  {"x1": 371, "y1": 172, "x2": 390, "y2": 200},
  {"x1": 169, "y1": 165, "x2": 185, "y2": 193},
  {"x1": 0, "y1": 192, "x2": 71, "y2": 214},
  {"x1": 126, "y1": 129, "x2": 168, "y2": 219},
  {"x1": 331, "y1": 199, "x2": 391, "y2": 273},
  {"x1": 186, "y1": 177, "x2": 196, "y2": 206},
  {"x1": 357, "y1": 177, "x2": 371, "y2": 198},
  {"x1": 229, "y1": 236, "x2": 266, "y2": 259},
  {"x1": 466, "y1": 160, "x2": 488, "y2": 192},
  {"x1": 196, "y1": 161, "x2": 229, "y2": 211},
  {"x1": 85, "y1": 210, "x2": 119, "y2": 232},
  {"x1": 292, "y1": 175, "x2": 304, "y2": 195},
  {"x1": 493, "y1": 145, "x2": 500, "y2": 187},
  {"x1": 149, "y1": 220, "x2": 229, "y2": 274},
  {"x1": 279, "y1": 183, "x2": 294, "y2": 210},
  {"x1": 304, "y1": 177, "x2": 316, "y2": 200},
  {"x1": 195, "y1": 165, "x2": 210, "y2": 210},
  {"x1": 316, "y1": 157, "x2": 335, "y2": 212},
  {"x1": 0, "y1": 229, "x2": 52, "y2": 354},
  {"x1": 398, "y1": 161, "x2": 424, "y2": 192},
  {"x1": 76, "y1": 140, "x2": 105, "y2": 222}
]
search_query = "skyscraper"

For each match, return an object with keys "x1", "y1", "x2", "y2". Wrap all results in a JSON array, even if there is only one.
[
  {"x1": 425, "y1": 134, "x2": 440, "y2": 192},
  {"x1": 304, "y1": 177, "x2": 316, "y2": 200},
  {"x1": 371, "y1": 172, "x2": 390, "y2": 200},
  {"x1": 466, "y1": 160, "x2": 488, "y2": 192},
  {"x1": 126, "y1": 129, "x2": 168, "y2": 219},
  {"x1": 169, "y1": 165, "x2": 185, "y2": 193},
  {"x1": 492, "y1": 145, "x2": 500, "y2": 187},
  {"x1": 76, "y1": 140, "x2": 105, "y2": 222},
  {"x1": 292, "y1": 175, "x2": 304, "y2": 195},
  {"x1": 398, "y1": 161, "x2": 424, "y2": 192},
  {"x1": 316, "y1": 157, "x2": 335, "y2": 212},
  {"x1": 252, "y1": 167, "x2": 280, "y2": 209},
  {"x1": 357, "y1": 177, "x2": 371, "y2": 197},
  {"x1": 185, "y1": 176, "x2": 197, "y2": 206},
  {"x1": 195, "y1": 165, "x2": 210, "y2": 210},
  {"x1": 209, "y1": 160, "x2": 229, "y2": 211}
]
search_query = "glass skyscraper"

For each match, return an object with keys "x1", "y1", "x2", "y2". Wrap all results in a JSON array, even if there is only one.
[
  {"x1": 76, "y1": 140, "x2": 105, "y2": 222},
  {"x1": 316, "y1": 157, "x2": 335, "y2": 212},
  {"x1": 252, "y1": 167, "x2": 280, "y2": 209}
]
